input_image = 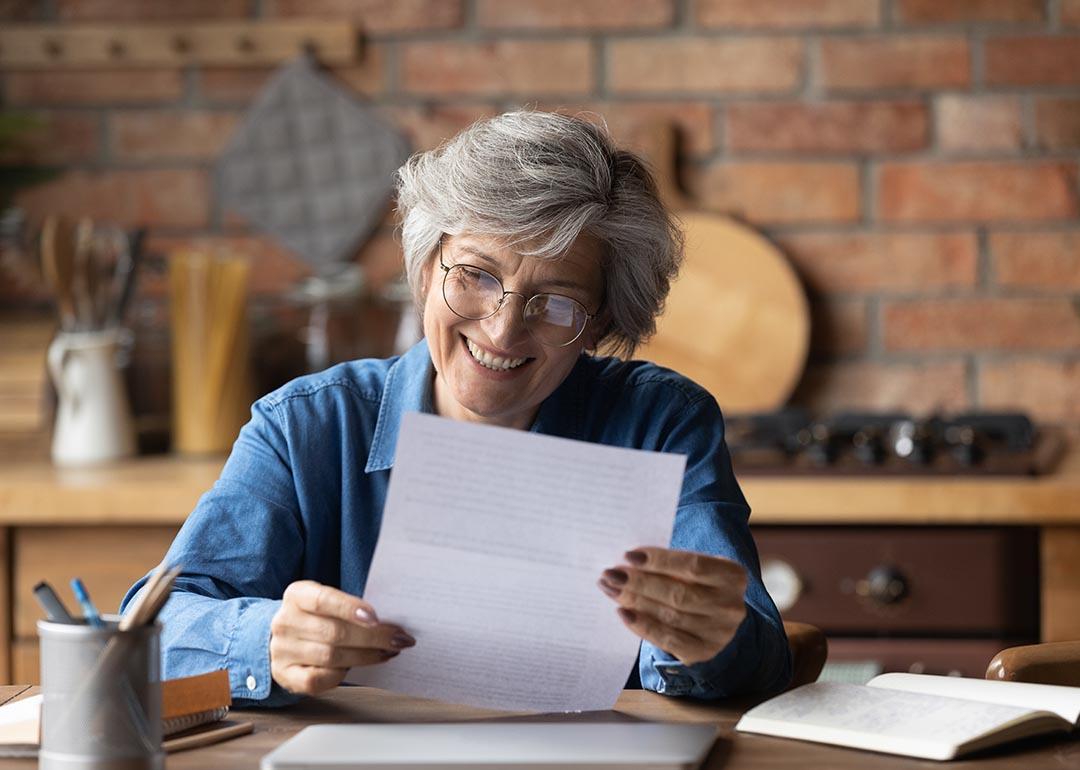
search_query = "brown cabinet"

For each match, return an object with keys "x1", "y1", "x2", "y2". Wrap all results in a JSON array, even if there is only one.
[
  {"x1": 753, "y1": 525, "x2": 1041, "y2": 677},
  {"x1": 11, "y1": 526, "x2": 179, "y2": 683}
]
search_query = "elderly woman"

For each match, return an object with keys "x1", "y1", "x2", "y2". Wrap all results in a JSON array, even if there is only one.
[{"x1": 123, "y1": 110, "x2": 791, "y2": 706}]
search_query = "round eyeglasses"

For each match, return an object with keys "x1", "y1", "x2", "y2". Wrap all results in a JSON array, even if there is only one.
[{"x1": 438, "y1": 243, "x2": 598, "y2": 348}]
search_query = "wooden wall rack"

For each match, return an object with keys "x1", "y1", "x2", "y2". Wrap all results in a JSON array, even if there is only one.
[{"x1": 0, "y1": 21, "x2": 359, "y2": 68}]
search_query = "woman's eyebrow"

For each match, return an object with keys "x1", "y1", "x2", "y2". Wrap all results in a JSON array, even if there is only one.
[{"x1": 457, "y1": 245, "x2": 591, "y2": 294}]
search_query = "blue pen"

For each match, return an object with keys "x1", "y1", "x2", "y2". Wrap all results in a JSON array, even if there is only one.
[{"x1": 70, "y1": 578, "x2": 104, "y2": 627}]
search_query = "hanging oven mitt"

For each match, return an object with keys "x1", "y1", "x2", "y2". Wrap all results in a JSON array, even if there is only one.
[{"x1": 216, "y1": 54, "x2": 410, "y2": 270}]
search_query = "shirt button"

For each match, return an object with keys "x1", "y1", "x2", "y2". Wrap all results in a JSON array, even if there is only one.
[{"x1": 245, "y1": 675, "x2": 257, "y2": 691}]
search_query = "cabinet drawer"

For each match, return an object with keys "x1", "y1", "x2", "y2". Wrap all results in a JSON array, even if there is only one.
[
  {"x1": 14, "y1": 526, "x2": 179, "y2": 637},
  {"x1": 753, "y1": 526, "x2": 1039, "y2": 635}
]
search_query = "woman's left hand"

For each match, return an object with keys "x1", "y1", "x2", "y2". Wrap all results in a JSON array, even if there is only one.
[{"x1": 598, "y1": 547, "x2": 748, "y2": 666}]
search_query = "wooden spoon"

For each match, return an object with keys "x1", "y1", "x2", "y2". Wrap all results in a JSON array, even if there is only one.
[{"x1": 39, "y1": 215, "x2": 79, "y2": 331}]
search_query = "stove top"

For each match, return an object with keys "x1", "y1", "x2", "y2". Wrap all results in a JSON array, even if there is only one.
[{"x1": 725, "y1": 410, "x2": 1065, "y2": 476}]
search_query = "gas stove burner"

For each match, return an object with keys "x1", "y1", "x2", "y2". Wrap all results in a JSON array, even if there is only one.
[{"x1": 725, "y1": 410, "x2": 1063, "y2": 476}]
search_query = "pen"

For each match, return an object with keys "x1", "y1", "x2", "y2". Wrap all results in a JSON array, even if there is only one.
[
  {"x1": 33, "y1": 580, "x2": 75, "y2": 623},
  {"x1": 70, "y1": 577, "x2": 104, "y2": 627}
]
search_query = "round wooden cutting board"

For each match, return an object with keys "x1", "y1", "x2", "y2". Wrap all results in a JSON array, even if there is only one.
[
  {"x1": 635, "y1": 212, "x2": 809, "y2": 413},
  {"x1": 632, "y1": 123, "x2": 809, "y2": 413}
]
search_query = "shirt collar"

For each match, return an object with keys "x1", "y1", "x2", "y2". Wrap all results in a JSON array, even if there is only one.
[
  {"x1": 366, "y1": 339, "x2": 435, "y2": 473},
  {"x1": 365, "y1": 339, "x2": 589, "y2": 472}
]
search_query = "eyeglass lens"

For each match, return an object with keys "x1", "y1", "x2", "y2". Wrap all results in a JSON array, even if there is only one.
[{"x1": 443, "y1": 264, "x2": 588, "y2": 346}]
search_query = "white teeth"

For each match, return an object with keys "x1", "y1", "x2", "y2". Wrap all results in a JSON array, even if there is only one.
[{"x1": 466, "y1": 338, "x2": 527, "y2": 371}]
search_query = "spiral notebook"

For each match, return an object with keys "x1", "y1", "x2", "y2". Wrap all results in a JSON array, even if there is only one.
[{"x1": 0, "y1": 669, "x2": 235, "y2": 757}]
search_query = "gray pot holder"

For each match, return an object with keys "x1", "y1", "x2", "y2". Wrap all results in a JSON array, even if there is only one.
[{"x1": 216, "y1": 55, "x2": 411, "y2": 272}]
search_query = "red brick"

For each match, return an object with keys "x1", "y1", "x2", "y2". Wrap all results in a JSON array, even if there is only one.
[
  {"x1": 200, "y1": 47, "x2": 386, "y2": 102},
  {"x1": 694, "y1": 162, "x2": 860, "y2": 225},
  {"x1": 991, "y1": 231, "x2": 1080, "y2": 290},
  {"x1": 477, "y1": 0, "x2": 674, "y2": 30},
  {"x1": 1035, "y1": 98, "x2": 1080, "y2": 150},
  {"x1": 144, "y1": 235, "x2": 310, "y2": 298},
  {"x1": 725, "y1": 101, "x2": 928, "y2": 154},
  {"x1": 383, "y1": 104, "x2": 499, "y2": 152},
  {"x1": 794, "y1": 360, "x2": 968, "y2": 413},
  {"x1": 985, "y1": 36, "x2": 1080, "y2": 86},
  {"x1": 883, "y1": 298, "x2": 1080, "y2": 351},
  {"x1": 608, "y1": 37, "x2": 802, "y2": 95},
  {"x1": 0, "y1": 111, "x2": 99, "y2": 164},
  {"x1": 775, "y1": 232, "x2": 978, "y2": 292},
  {"x1": 402, "y1": 40, "x2": 592, "y2": 97},
  {"x1": 3, "y1": 70, "x2": 184, "y2": 106},
  {"x1": 878, "y1": 162, "x2": 1079, "y2": 223},
  {"x1": 533, "y1": 101, "x2": 716, "y2": 156},
  {"x1": 356, "y1": 231, "x2": 405, "y2": 292},
  {"x1": 0, "y1": 0, "x2": 39, "y2": 20},
  {"x1": 55, "y1": 0, "x2": 250, "y2": 19},
  {"x1": 821, "y1": 37, "x2": 970, "y2": 90},
  {"x1": 894, "y1": 0, "x2": 1044, "y2": 24},
  {"x1": 981, "y1": 359, "x2": 1080, "y2": 422},
  {"x1": 268, "y1": 0, "x2": 463, "y2": 33},
  {"x1": 110, "y1": 112, "x2": 241, "y2": 162},
  {"x1": 697, "y1": 0, "x2": 879, "y2": 28},
  {"x1": 809, "y1": 298, "x2": 869, "y2": 356},
  {"x1": 936, "y1": 95, "x2": 1022, "y2": 152},
  {"x1": 15, "y1": 169, "x2": 209, "y2": 228},
  {"x1": 1065, "y1": 0, "x2": 1080, "y2": 26}
]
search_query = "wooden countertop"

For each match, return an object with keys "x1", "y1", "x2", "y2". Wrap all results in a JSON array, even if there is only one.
[{"x1": 0, "y1": 449, "x2": 1078, "y2": 526}]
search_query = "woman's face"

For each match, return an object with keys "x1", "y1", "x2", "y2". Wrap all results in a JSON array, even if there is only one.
[{"x1": 422, "y1": 232, "x2": 605, "y2": 430}]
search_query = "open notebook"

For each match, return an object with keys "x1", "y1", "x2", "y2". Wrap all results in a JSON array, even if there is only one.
[
  {"x1": 736, "y1": 672, "x2": 1080, "y2": 761},
  {"x1": 0, "y1": 669, "x2": 233, "y2": 757}
]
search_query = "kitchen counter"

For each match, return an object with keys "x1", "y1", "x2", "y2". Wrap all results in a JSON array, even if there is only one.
[
  {"x1": 1, "y1": 448, "x2": 1079, "y2": 525},
  {"x1": 0, "y1": 448, "x2": 1077, "y2": 686}
]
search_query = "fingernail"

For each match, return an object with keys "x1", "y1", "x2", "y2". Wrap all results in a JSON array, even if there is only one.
[
  {"x1": 603, "y1": 568, "x2": 628, "y2": 586},
  {"x1": 356, "y1": 607, "x2": 377, "y2": 624},
  {"x1": 380, "y1": 650, "x2": 400, "y2": 661},
  {"x1": 625, "y1": 550, "x2": 647, "y2": 566},
  {"x1": 597, "y1": 579, "x2": 621, "y2": 599},
  {"x1": 391, "y1": 632, "x2": 416, "y2": 649},
  {"x1": 618, "y1": 607, "x2": 637, "y2": 624}
]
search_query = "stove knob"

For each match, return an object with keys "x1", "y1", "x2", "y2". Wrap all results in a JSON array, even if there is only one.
[
  {"x1": 761, "y1": 558, "x2": 803, "y2": 614},
  {"x1": 853, "y1": 430, "x2": 886, "y2": 465},
  {"x1": 856, "y1": 565, "x2": 908, "y2": 606}
]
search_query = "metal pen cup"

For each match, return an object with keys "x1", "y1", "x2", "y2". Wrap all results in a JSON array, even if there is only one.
[{"x1": 38, "y1": 616, "x2": 164, "y2": 770}]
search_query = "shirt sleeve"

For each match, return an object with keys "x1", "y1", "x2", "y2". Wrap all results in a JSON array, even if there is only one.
[
  {"x1": 120, "y1": 398, "x2": 304, "y2": 707},
  {"x1": 637, "y1": 392, "x2": 792, "y2": 699}
]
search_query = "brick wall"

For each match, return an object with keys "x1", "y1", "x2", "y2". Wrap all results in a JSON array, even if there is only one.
[{"x1": 1, "y1": 0, "x2": 1078, "y2": 428}]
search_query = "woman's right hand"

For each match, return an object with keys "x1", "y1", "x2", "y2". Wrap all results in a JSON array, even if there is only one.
[{"x1": 270, "y1": 580, "x2": 416, "y2": 695}]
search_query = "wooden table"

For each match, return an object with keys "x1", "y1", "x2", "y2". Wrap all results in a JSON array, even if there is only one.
[{"x1": 4, "y1": 685, "x2": 1080, "y2": 769}]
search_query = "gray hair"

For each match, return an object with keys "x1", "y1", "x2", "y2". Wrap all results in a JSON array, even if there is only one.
[{"x1": 394, "y1": 110, "x2": 684, "y2": 358}]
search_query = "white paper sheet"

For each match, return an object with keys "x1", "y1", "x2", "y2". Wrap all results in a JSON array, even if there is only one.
[{"x1": 346, "y1": 412, "x2": 687, "y2": 712}]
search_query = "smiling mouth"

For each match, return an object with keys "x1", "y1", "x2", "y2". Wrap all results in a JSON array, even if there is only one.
[{"x1": 464, "y1": 336, "x2": 532, "y2": 371}]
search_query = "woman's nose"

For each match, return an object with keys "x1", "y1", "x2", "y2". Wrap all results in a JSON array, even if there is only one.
[{"x1": 481, "y1": 294, "x2": 529, "y2": 348}]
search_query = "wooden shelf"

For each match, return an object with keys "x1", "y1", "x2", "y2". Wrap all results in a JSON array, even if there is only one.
[{"x1": 0, "y1": 21, "x2": 359, "y2": 68}]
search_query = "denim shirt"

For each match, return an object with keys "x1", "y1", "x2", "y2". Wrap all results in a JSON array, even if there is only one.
[{"x1": 122, "y1": 339, "x2": 791, "y2": 706}]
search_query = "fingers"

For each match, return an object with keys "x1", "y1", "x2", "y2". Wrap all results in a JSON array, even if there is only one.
[
  {"x1": 601, "y1": 565, "x2": 745, "y2": 615},
  {"x1": 624, "y1": 547, "x2": 746, "y2": 588},
  {"x1": 271, "y1": 603, "x2": 414, "y2": 651},
  {"x1": 599, "y1": 581, "x2": 744, "y2": 640},
  {"x1": 283, "y1": 580, "x2": 379, "y2": 624},
  {"x1": 616, "y1": 607, "x2": 727, "y2": 666},
  {"x1": 271, "y1": 634, "x2": 401, "y2": 670},
  {"x1": 271, "y1": 580, "x2": 417, "y2": 696},
  {"x1": 273, "y1": 663, "x2": 348, "y2": 695}
]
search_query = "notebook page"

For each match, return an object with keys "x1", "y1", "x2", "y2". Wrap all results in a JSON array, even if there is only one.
[
  {"x1": 736, "y1": 682, "x2": 1051, "y2": 760},
  {"x1": 347, "y1": 412, "x2": 686, "y2": 712},
  {"x1": 869, "y1": 673, "x2": 1080, "y2": 724}
]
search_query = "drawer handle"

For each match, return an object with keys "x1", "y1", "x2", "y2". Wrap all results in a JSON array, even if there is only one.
[{"x1": 856, "y1": 565, "x2": 909, "y2": 606}]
